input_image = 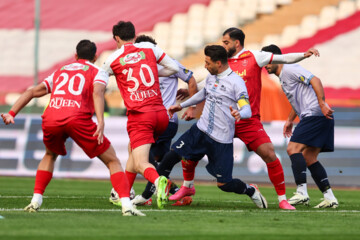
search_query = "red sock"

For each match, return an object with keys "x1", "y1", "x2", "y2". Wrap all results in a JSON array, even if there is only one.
[
  {"x1": 267, "y1": 159, "x2": 286, "y2": 196},
  {"x1": 110, "y1": 171, "x2": 129, "y2": 198},
  {"x1": 182, "y1": 160, "x2": 198, "y2": 181},
  {"x1": 143, "y1": 168, "x2": 159, "y2": 184},
  {"x1": 125, "y1": 171, "x2": 137, "y2": 191},
  {"x1": 34, "y1": 170, "x2": 53, "y2": 194}
]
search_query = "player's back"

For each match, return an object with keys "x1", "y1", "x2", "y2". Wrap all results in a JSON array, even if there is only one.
[
  {"x1": 105, "y1": 42, "x2": 165, "y2": 113},
  {"x1": 42, "y1": 59, "x2": 108, "y2": 125}
]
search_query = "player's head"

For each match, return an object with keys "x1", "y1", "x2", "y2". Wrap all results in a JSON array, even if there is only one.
[
  {"x1": 204, "y1": 45, "x2": 228, "y2": 75},
  {"x1": 112, "y1": 21, "x2": 136, "y2": 47},
  {"x1": 75, "y1": 40, "x2": 97, "y2": 62},
  {"x1": 135, "y1": 35, "x2": 157, "y2": 45},
  {"x1": 222, "y1": 28, "x2": 245, "y2": 58},
  {"x1": 261, "y1": 44, "x2": 282, "y2": 75}
]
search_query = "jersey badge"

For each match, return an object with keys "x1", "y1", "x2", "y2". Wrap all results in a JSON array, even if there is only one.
[
  {"x1": 120, "y1": 51, "x2": 145, "y2": 66},
  {"x1": 220, "y1": 85, "x2": 226, "y2": 91},
  {"x1": 299, "y1": 75, "x2": 305, "y2": 82},
  {"x1": 242, "y1": 59, "x2": 248, "y2": 67},
  {"x1": 183, "y1": 69, "x2": 189, "y2": 74}
]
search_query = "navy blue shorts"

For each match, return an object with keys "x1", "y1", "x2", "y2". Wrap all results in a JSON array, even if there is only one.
[
  {"x1": 171, "y1": 124, "x2": 234, "y2": 183},
  {"x1": 291, "y1": 116, "x2": 334, "y2": 152},
  {"x1": 151, "y1": 122, "x2": 178, "y2": 159}
]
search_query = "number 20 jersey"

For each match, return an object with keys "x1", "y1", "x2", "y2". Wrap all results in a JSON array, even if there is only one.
[
  {"x1": 42, "y1": 59, "x2": 109, "y2": 125},
  {"x1": 102, "y1": 42, "x2": 166, "y2": 113}
]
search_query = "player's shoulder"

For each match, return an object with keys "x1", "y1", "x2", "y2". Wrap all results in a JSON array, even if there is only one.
[{"x1": 133, "y1": 41, "x2": 156, "y2": 49}]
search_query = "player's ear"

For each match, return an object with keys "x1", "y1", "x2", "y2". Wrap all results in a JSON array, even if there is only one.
[
  {"x1": 92, "y1": 55, "x2": 98, "y2": 63},
  {"x1": 75, "y1": 54, "x2": 79, "y2": 61}
]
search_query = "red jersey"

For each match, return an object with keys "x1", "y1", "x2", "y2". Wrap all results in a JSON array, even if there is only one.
[
  {"x1": 42, "y1": 59, "x2": 109, "y2": 125},
  {"x1": 228, "y1": 49, "x2": 273, "y2": 119},
  {"x1": 103, "y1": 42, "x2": 166, "y2": 113}
]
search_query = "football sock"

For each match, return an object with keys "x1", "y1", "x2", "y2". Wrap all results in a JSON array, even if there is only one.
[
  {"x1": 143, "y1": 168, "x2": 159, "y2": 184},
  {"x1": 218, "y1": 179, "x2": 255, "y2": 196},
  {"x1": 170, "y1": 182, "x2": 180, "y2": 194},
  {"x1": 308, "y1": 161, "x2": 331, "y2": 193},
  {"x1": 120, "y1": 197, "x2": 132, "y2": 209},
  {"x1": 33, "y1": 170, "x2": 53, "y2": 195},
  {"x1": 157, "y1": 150, "x2": 182, "y2": 177},
  {"x1": 296, "y1": 183, "x2": 309, "y2": 196},
  {"x1": 290, "y1": 153, "x2": 307, "y2": 185},
  {"x1": 125, "y1": 171, "x2": 137, "y2": 194},
  {"x1": 266, "y1": 158, "x2": 286, "y2": 196},
  {"x1": 31, "y1": 193, "x2": 43, "y2": 206},
  {"x1": 183, "y1": 180, "x2": 194, "y2": 188},
  {"x1": 182, "y1": 159, "x2": 198, "y2": 181},
  {"x1": 110, "y1": 171, "x2": 129, "y2": 198},
  {"x1": 323, "y1": 188, "x2": 336, "y2": 201},
  {"x1": 141, "y1": 181, "x2": 156, "y2": 199}
]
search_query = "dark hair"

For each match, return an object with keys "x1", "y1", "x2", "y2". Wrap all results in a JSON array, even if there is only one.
[
  {"x1": 204, "y1": 45, "x2": 228, "y2": 64},
  {"x1": 261, "y1": 44, "x2": 282, "y2": 54},
  {"x1": 135, "y1": 34, "x2": 157, "y2": 45},
  {"x1": 223, "y1": 27, "x2": 245, "y2": 47},
  {"x1": 112, "y1": 21, "x2": 135, "y2": 41},
  {"x1": 76, "y1": 39, "x2": 96, "y2": 61}
]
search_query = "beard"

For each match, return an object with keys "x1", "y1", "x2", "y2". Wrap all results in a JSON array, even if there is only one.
[{"x1": 227, "y1": 47, "x2": 236, "y2": 58}]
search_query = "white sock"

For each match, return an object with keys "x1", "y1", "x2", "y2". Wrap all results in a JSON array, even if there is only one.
[
  {"x1": 323, "y1": 188, "x2": 336, "y2": 201},
  {"x1": 183, "y1": 180, "x2": 194, "y2": 188},
  {"x1": 297, "y1": 184, "x2": 309, "y2": 196},
  {"x1": 154, "y1": 177, "x2": 160, "y2": 191},
  {"x1": 278, "y1": 195, "x2": 287, "y2": 202},
  {"x1": 31, "y1": 193, "x2": 43, "y2": 206},
  {"x1": 121, "y1": 197, "x2": 132, "y2": 209}
]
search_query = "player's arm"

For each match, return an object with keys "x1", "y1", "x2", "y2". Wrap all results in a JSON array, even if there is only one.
[
  {"x1": 158, "y1": 54, "x2": 179, "y2": 77},
  {"x1": 283, "y1": 108, "x2": 297, "y2": 138},
  {"x1": 271, "y1": 48, "x2": 320, "y2": 64},
  {"x1": 168, "y1": 88, "x2": 206, "y2": 119},
  {"x1": 230, "y1": 97, "x2": 251, "y2": 122},
  {"x1": 1, "y1": 83, "x2": 48, "y2": 125},
  {"x1": 310, "y1": 76, "x2": 334, "y2": 119},
  {"x1": 181, "y1": 76, "x2": 199, "y2": 121},
  {"x1": 93, "y1": 83, "x2": 106, "y2": 144}
]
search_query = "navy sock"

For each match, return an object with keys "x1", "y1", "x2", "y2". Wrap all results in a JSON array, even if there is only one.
[
  {"x1": 289, "y1": 153, "x2": 307, "y2": 185},
  {"x1": 308, "y1": 161, "x2": 331, "y2": 193},
  {"x1": 218, "y1": 179, "x2": 255, "y2": 196},
  {"x1": 157, "y1": 150, "x2": 182, "y2": 178}
]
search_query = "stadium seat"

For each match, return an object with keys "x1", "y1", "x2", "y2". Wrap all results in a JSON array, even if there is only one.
[
  {"x1": 337, "y1": 0, "x2": 356, "y2": 20},
  {"x1": 153, "y1": 22, "x2": 171, "y2": 51},
  {"x1": 185, "y1": 4, "x2": 206, "y2": 54},
  {"x1": 261, "y1": 34, "x2": 281, "y2": 47},
  {"x1": 279, "y1": 25, "x2": 300, "y2": 47},
  {"x1": 203, "y1": 0, "x2": 224, "y2": 43},
  {"x1": 318, "y1": 6, "x2": 338, "y2": 29},
  {"x1": 240, "y1": 0, "x2": 258, "y2": 23},
  {"x1": 276, "y1": 0, "x2": 292, "y2": 5},
  {"x1": 168, "y1": 13, "x2": 187, "y2": 59},
  {"x1": 258, "y1": 0, "x2": 276, "y2": 14},
  {"x1": 299, "y1": 15, "x2": 319, "y2": 38},
  {"x1": 5, "y1": 93, "x2": 36, "y2": 106},
  {"x1": 357, "y1": 0, "x2": 360, "y2": 10}
]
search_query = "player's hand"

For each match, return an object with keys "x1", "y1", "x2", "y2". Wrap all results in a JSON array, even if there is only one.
[
  {"x1": 304, "y1": 48, "x2": 320, "y2": 58},
  {"x1": 1, "y1": 113, "x2": 15, "y2": 125},
  {"x1": 320, "y1": 102, "x2": 334, "y2": 119},
  {"x1": 283, "y1": 120, "x2": 293, "y2": 138},
  {"x1": 93, "y1": 121, "x2": 104, "y2": 145},
  {"x1": 229, "y1": 106, "x2": 241, "y2": 122},
  {"x1": 176, "y1": 88, "x2": 190, "y2": 101},
  {"x1": 181, "y1": 106, "x2": 196, "y2": 121},
  {"x1": 168, "y1": 105, "x2": 183, "y2": 119}
]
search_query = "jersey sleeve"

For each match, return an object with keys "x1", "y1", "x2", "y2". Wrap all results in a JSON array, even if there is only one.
[
  {"x1": 93, "y1": 69, "x2": 109, "y2": 86},
  {"x1": 251, "y1": 50, "x2": 273, "y2": 68},
  {"x1": 174, "y1": 60, "x2": 193, "y2": 83},
  {"x1": 234, "y1": 76, "x2": 249, "y2": 101},
  {"x1": 43, "y1": 72, "x2": 55, "y2": 93}
]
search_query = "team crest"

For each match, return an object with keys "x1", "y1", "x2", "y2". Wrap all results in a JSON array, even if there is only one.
[
  {"x1": 220, "y1": 85, "x2": 226, "y2": 91},
  {"x1": 183, "y1": 69, "x2": 189, "y2": 74},
  {"x1": 242, "y1": 59, "x2": 248, "y2": 66},
  {"x1": 120, "y1": 51, "x2": 145, "y2": 65},
  {"x1": 299, "y1": 75, "x2": 305, "y2": 82}
]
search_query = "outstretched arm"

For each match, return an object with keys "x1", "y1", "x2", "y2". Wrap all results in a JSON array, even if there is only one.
[
  {"x1": 310, "y1": 76, "x2": 334, "y2": 119},
  {"x1": 1, "y1": 83, "x2": 48, "y2": 125},
  {"x1": 272, "y1": 48, "x2": 320, "y2": 64},
  {"x1": 93, "y1": 83, "x2": 106, "y2": 144}
]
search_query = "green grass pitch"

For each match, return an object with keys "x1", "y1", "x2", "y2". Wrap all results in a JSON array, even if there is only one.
[{"x1": 1, "y1": 176, "x2": 360, "y2": 240}]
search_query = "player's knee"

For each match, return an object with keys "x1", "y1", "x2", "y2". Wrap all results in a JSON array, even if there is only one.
[{"x1": 287, "y1": 143, "x2": 302, "y2": 156}]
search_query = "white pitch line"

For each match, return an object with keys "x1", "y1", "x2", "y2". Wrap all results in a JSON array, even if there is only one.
[{"x1": 1, "y1": 208, "x2": 360, "y2": 213}]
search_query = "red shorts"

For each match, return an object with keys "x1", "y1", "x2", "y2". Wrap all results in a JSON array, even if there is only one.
[
  {"x1": 235, "y1": 117, "x2": 272, "y2": 152},
  {"x1": 127, "y1": 110, "x2": 169, "y2": 150},
  {"x1": 42, "y1": 118, "x2": 111, "y2": 158}
]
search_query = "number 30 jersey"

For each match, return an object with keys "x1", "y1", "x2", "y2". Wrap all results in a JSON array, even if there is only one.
[
  {"x1": 42, "y1": 59, "x2": 109, "y2": 125},
  {"x1": 102, "y1": 42, "x2": 166, "y2": 113}
]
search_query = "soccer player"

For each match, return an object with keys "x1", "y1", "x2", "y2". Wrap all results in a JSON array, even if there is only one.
[
  {"x1": 1, "y1": 40, "x2": 144, "y2": 216},
  {"x1": 172, "y1": 27, "x2": 319, "y2": 210},
  {"x1": 167, "y1": 45, "x2": 268, "y2": 209},
  {"x1": 102, "y1": 21, "x2": 179, "y2": 209},
  {"x1": 261, "y1": 44, "x2": 338, "y2": 208}
]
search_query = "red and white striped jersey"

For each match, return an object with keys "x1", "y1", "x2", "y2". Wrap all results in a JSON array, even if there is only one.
[{"x1": 42, "y1": 59, "x2": 109, "y2": 125}]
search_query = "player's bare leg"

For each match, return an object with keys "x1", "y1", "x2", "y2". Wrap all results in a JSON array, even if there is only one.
[
  {"x1": 256, "y1": 143, "x2": 295, "y2": 210},
  {"x1": 24, "y1": 148, "x2": 57, "y2": 212}
]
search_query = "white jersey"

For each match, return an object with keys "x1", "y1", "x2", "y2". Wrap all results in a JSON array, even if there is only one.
[
  {"x1": 279, "y1": 64, "x2": 322, "y2": 119},
  {"x1": 158, "y1": 60, "x2": 193, "y2": 123},
  {"x1": 191, "y1": 68, "x2": 249, "y2": 144}
]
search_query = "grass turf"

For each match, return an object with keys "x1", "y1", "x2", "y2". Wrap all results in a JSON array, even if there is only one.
[{"x1": 0, "y1": 176, "x2": 359, "y2": 240}]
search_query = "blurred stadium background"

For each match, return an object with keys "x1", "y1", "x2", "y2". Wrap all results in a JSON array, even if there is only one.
[{"x1": 0, "y1": 0, "x2": 359, "y2": 186}]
